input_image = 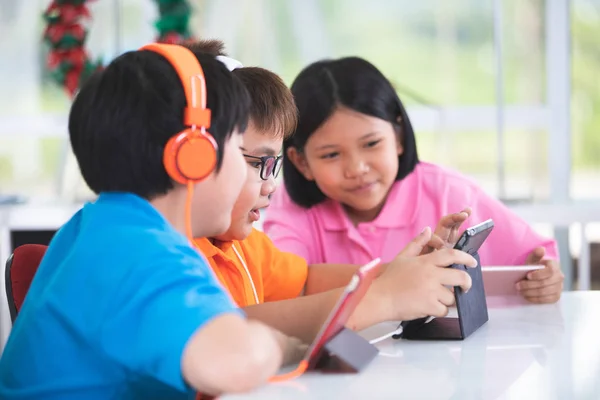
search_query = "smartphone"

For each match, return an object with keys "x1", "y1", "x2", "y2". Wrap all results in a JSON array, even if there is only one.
[
  {"x1": 454, "y1": 218, "x2": 495, "y2": 254},
  {"x1": 305, "y1": 258, "x2": 382, "y2": 368}
]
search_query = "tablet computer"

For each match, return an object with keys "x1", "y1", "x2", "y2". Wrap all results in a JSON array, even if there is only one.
[
  {"x1": 305, "y1": 258, "x2": 382, "y2": 369},
  {"x1": 482, "y1": 265, "x2": 544, "y2": 297}
]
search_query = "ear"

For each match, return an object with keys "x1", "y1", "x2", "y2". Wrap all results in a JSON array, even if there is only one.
[
  {"x1": 286, "y1": 147, "x2": 315, "y2": 181},
  {"x1": 396, "y1": 137, "x2": 404, "y2": 156},
  {"x1": 395, "y1": 116, "x2": 404, "y2": 156}
]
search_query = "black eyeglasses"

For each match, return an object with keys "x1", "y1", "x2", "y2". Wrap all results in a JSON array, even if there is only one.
[{"x1": 243, "y1": 155, "x2": 283, "y2": 180}]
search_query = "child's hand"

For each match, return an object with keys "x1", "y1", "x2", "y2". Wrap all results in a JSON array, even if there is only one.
[
  {"x1": 516, "y1": 247, "x2": 564, "y2": 304},
  {"x1": 420, "y1": 207, "x2": 472, "y2": 255},
  {"x1": 373, "y1": 227, "x2": 477, "y2": 322},
  {"x1": 270, "y1": 329, "x2": 308, "y2": 366},
  {"x1": 183, "y1": 316, "x2": 283, "y2": 396}
]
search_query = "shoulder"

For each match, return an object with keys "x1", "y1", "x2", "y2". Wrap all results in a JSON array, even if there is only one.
[
  {"x1": 240, "y1": 229, "x2": 280, "y2": 261},
  {"x1": 411, "y1": 162, "x2": 484, "y2": 198},
  {"x1": 245, "y1": 230, "x2": 307, "y2": 301},
  {"x1": 244, "y1": 228, "x2": 275, "y2": 247},
  {"x1": 243, "y1": 229, "x2": 306, "y2": 265},
  {"x1": 71, "y1": 200, "x2": 210, "y2": 282},
  {"x1": 416, "y1": 162, "x2": 480, "y2": 186}
]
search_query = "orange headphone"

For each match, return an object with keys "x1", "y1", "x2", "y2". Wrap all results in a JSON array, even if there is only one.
[{"x1": 140, "y1": 43, "x2": 217, "y2": 240}]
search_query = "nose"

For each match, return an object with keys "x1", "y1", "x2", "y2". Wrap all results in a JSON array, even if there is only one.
[
  {"x1": 260, "y1": 175, "x2": 277, "y2": 197},
  {"x1": 343, "y1": 155, "x2": 369, "y2": 179}
]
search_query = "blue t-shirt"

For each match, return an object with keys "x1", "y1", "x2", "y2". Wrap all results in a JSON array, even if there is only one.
[{"x1": 0, "y1": 193, "x2": 241, "y2": 399}]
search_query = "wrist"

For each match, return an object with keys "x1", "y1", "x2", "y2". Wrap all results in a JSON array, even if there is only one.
[
  {"x1": 377, "y1": 262, "x2": 390, "y2": 277},
  {"x1": 281, "y1": 336, "x2": 309, "y2": 366},
  {"x1": 269, "y1": 328, "x2": 307, "y2": 366},
  {"x1": 270, "y1": 327, "x2": 289, "y2": 351},
  {"x1": 363, "y1": 278, "x2": 395, "y2": 324}
]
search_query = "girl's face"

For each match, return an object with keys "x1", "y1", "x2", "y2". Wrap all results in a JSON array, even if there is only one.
[{"x1": 289, "y1": 107, "x2": 403, "y2": 224}]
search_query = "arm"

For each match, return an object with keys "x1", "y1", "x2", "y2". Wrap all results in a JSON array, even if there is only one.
[
  {"x1": 304, "y1": 207, "x2": 478, "y2": 295},
  {"x1": 182, "y1": 315, "x2": 283, "y2": 394},
  {"x1": 305, "y1": 264, "x2": 359, "y2": 295},
  {"x1": 305, "y1": 207, "x2": 479, "y2": 295},
  {"x1": 447, "y1": 181, "x2": 562, "y2": 303},
  {"x1": 305, "y1": 263, "x2": 389, "y2": 295},
  {"x1": 463, "y1": 184, "x2": 558, "y2": 265},
  {"x1": 246, "y1": 228, "x2": 478, "y2": 343},
  {"x1": 255, "y1": 229, "x2": 382, "y2": 297},
  {"x1": 101, "y1": 249, "x2": 285, "y2": 397},
  {"x1": 244, "y1": 285, "x2": 389, "y2": 344},
  {"x1": 475, "y1": 196, "x2": 563, "y2": 303},
  {"x1": 254, "y1": 234, "x2": 385, "y2": 342}
]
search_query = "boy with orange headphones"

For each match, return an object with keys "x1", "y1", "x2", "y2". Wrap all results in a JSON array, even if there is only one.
[
  {"x1": 0, "y1": 44, "x2": 294, "y2": 399},
  {"x1": 188, "y1": 40, "x2": 477, "y2": 344}
]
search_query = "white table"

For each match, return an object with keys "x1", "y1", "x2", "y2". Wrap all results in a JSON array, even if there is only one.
[{"x1": 223, "y1": 292, "x2": 600, "y2": 400}]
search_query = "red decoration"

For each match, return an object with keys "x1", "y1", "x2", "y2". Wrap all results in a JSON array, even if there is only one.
[
  {"x1": 158, "y1": 32, "x2": 185, "y2": 44},
  {"x1": 43, "y1": 0, "x2": 195, "y2": 98},
  {"x1": 42, "y1": 0, "x2": 101, "y2": 97}
]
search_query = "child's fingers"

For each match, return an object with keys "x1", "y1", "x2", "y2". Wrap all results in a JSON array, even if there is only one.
[
  {"x1": 399, "y1": 227, "x2": 432, "y2": 257},
  {"x1": 426, "y1": 235, "x2": 446, "y2": 251},
  {"x1": 527, "y1": 265, "x2": 553, "y2": 281},
  {"x1": 428, "y1": 248, "x2": 478, "y2": 269},
  {"x1": 525, "y1": 247, "x2": 546, "y2": 265},
  {"x1": 519, "y1": 281, "x2": 563, "y2": 299}
]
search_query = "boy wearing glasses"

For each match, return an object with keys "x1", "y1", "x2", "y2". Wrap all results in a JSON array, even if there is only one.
[
  {"x1": 189, "y1": 41, "x2": 477, "y2": 347},
  {"x1": 194, "y1": 64, "x2": 305, "y2": 308}
]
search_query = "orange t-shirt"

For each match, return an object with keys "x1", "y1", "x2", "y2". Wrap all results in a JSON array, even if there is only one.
[{"x1": 194, "y1": 229, "x2": 308, "y2": 307}]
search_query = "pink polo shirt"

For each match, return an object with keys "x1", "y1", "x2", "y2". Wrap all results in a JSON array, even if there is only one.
[{"x1": 263, "y1": 162, "x2": 558, "y2": 266}]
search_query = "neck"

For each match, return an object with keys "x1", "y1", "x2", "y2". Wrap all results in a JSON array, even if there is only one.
[
  {"x1": 343, "y1": 188, "x2": 393, "y2": 226},
  {"x1": 150, "y1": 189, "x2": 188, "y2": 237},
  {"x1": 344, "y1": 203, "x2": 385, "y2": 226}
]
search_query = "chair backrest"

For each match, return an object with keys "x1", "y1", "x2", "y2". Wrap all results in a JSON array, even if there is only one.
[{"x1": 5, "y1": 244, "x2": 48, "y2": 322}]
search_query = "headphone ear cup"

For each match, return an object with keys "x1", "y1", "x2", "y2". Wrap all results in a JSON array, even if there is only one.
[
  {"x1": 163, "y1": 130, "x2": 218, "y2": 184},
  {"x1": 164, "y1": 133, "x2": 186, "y2": 185}
]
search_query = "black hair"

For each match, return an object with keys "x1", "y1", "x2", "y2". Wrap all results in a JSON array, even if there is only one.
[
  {"x1": 283, "y1": 56, "x2": 419, "y2": 208},
  {"x1": 69, "y1": 48, "x2": 251, "y2": 199}
]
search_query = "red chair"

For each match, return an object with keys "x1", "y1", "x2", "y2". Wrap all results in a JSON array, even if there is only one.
[{"x1": 5, "y1": 244, "x2": 47, "y2": 322}]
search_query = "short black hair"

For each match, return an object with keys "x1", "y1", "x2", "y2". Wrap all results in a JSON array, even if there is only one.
[
  {"x1": 283, "y1": 56, "x2": 419, "y2": 208},
  {"x1": 69, "y1": 48, "x2": 251, "y2": 199}
]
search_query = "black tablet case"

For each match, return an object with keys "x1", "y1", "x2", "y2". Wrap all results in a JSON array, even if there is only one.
[{"x1": 397, "y1": 253, "x2": 489, "y2": 340}]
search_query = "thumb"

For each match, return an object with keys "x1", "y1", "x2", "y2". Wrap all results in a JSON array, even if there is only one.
[
  {"x1": 399, "y1": 227, "x2": 432, "y2": 257},
  {"x1": 525, "y1": 247, "x2": 545, "y2": 265}
]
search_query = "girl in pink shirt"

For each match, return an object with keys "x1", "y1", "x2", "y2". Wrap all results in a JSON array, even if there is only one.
[{"x1": 264, "y1": 56, "x2": 564, "y2": 304}]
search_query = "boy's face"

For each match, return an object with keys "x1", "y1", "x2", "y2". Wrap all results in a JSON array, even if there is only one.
[
  {"x1": 215, "y1": 123, "x2": 282, "y2": 241},
  {"x1": 192, "y1": 131, "x2": 247, "y2": 238}
]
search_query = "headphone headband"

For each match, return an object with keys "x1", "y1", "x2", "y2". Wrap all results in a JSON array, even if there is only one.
[{"x1": 140, "y1": 43, "x2": 211, "y2": 129}]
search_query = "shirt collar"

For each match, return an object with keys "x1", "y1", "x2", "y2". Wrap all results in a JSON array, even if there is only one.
[
  {"x1": 322, "y1": 167, "x2": 421, "y2": 231},
  {"x1": 194, "y1": 237, "x2": 235, "y2": 259}
]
